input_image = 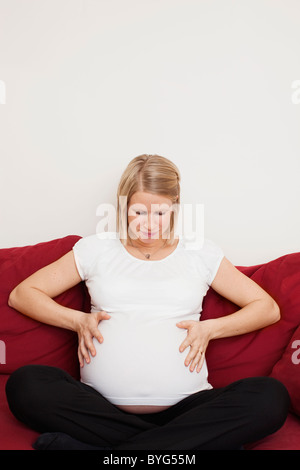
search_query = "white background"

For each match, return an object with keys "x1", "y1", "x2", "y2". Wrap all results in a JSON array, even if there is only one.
[{"x1": 0, "y1": 0, "x2": 299, "y2": 265}]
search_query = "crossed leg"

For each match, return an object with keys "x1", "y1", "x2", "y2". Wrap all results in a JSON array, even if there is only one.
[{"x1": 5, "y1": 365, "x2": 290, "y2": 450}]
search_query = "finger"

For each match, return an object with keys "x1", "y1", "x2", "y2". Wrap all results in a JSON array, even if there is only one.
[
  {"x1": 84, "y1": 333, "x2": 97, "y2": 357},
  {"x1": 179, "y1": 342, "x2": 187, "y2": 353},
  {"x1": 196, "y1": 354, "x2": 205, "y2": 373},
  {"x1": 92, "y1": 327, "x2": 104, "y2": 344},
  {"x1": 190, "y1": 350, "x2": 204, "y2": 372},
  {"x1": 184, "y1": 343, "x2": 202, "y2": 368},
  {"x1": 176, "y1": 321, "x2": 191, "y2": 329},
  {"x1": 179, "y1": 336, "x2": 194, "y2": 353},
  {"x1": 78, "y1": 346, "x2": 84, "y2": 368},
  {"x1": 99, "y1": 311, "x2": 111, "y2": 319},
  {"x1": 79, "y1": 340, "x2": 91, "y2": 365}
]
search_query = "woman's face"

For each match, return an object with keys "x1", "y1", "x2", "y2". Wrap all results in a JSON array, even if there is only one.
[{"x1": 127, "y1": 191, "x2": 176, "y2": 242}]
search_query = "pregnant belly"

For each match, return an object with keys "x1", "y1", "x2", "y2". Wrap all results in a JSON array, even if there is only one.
[
  {"x1": 80, "y1": 316, "x2": 210, "y2": 412},
  {"x1": 115, "y1": 404, "x2": 171, "y2": 414}
]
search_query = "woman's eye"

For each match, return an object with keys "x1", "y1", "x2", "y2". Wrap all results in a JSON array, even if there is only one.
[{"x1": 134, "y1": 211, "x2": 165, "y2": 216}]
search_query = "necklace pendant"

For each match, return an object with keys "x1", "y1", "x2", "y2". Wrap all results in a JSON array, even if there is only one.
[{"x1": 145, "y1": 254, "x2": 151, "y2": 259}]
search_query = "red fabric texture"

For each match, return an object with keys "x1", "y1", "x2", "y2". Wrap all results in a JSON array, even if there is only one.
[
  {"x1": 0, "y1": 235, "x2": 90, "y2": 379},
  {"x1": 202, "y1": 253, "x2": 300, "y2": 394},
  {"x1": 0, "y1": 375, "x2": 39, "y2": 450},
  {"x1": 244, "y1": 413, "x2": 300, "y2": 450},
  {"x1": 270, "y1": 323, "x2": 300, "y2": 416}
]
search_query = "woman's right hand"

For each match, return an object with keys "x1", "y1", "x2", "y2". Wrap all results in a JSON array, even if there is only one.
[{"x1": 76, "y1": 311, "x2": 111, "y2": 367}]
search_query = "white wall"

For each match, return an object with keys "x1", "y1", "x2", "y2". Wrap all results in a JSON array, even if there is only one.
[{"x1": 0, "y1": 0, "x2": 299, "y2": 265}]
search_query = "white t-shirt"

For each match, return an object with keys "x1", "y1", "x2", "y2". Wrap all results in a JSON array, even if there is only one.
[{"x1": 72, "y1": 232, "x2": 224, "y2": 406}]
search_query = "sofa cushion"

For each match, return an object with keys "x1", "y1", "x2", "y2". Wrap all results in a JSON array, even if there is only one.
[
  {"x1": 270, "y1": 323, "x2": 300, "y2": 416},
  {"x1": 0, "y1": 375, "x2": 38, "y2": 450},
  {"x1": 245, "y1": 412, "x2": 300, "y2": 450},
  {"x1": 0, "y1": 235, "x2": 90, "y2": 379},
  {"x1": 201, "y1": 252, "x2": 300, "y2": 388}
]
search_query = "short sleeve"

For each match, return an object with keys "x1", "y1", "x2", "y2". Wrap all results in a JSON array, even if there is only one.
[
  {"x1": 200, "y1": 239, "x2": 224, "y2": 285},
  {"x1": 72, "y1": 235, "x2": 98, "y2": 281}
]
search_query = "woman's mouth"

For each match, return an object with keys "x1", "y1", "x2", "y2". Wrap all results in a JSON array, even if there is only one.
[{"x1": 141, "y1": 230, "x2": 158, "y2": 237}]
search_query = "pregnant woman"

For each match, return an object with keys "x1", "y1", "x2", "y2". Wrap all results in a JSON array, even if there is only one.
[{"x1": 6, "y1": 154, "x2": 289, "y2": 450}]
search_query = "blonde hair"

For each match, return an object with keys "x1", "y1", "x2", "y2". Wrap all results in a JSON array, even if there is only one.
[{"x1": 116, "y1": 154, "x2": 181, "y2": 247}]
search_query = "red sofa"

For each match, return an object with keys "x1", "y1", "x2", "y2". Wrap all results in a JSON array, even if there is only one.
[{"x1": 1, "y1": 235, "x2": 300, "y2": 450}]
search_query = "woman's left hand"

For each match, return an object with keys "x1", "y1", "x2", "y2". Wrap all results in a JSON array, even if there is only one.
[{"x1": 176, "y1": 320, "x2": 214, "y2": 373}]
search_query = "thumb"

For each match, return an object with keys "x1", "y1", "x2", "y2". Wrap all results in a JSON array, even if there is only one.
[
  {"x1": 176, "y1": 321, "x2": 191, "y2": 329},
  {"x1": 95, "y1": 311, "x2": 111, "y2": 321}
]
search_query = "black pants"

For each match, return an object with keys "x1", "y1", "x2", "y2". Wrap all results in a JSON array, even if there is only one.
[{"x1": 5, "y1": 365, "x2": 290, "y2": 450}]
